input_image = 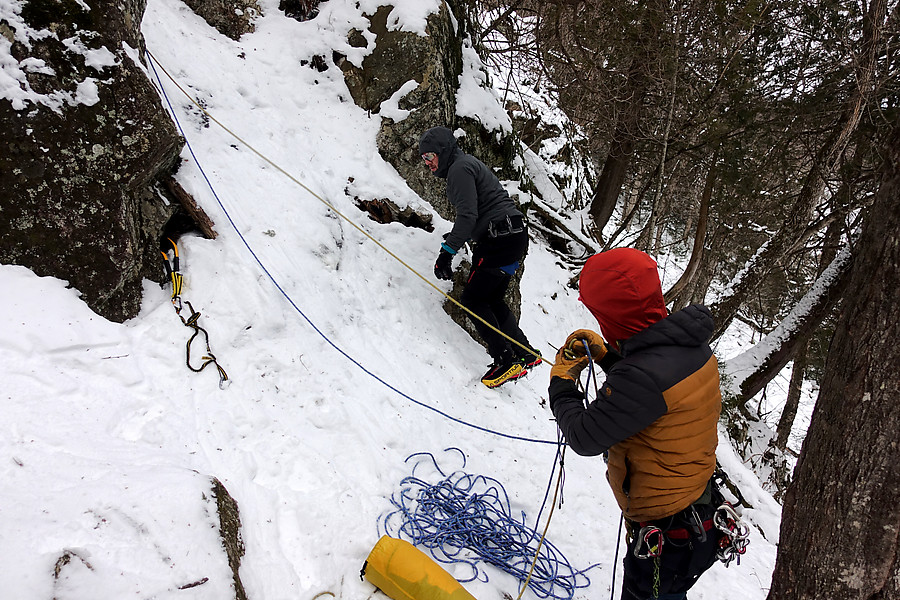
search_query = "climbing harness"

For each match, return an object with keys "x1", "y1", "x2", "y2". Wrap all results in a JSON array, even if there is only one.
[
  {"x1": 381, "y1": 449, "x2": 599, "y2": 600},
  {"x1": 714, "y1": 502, "x2": 750, "y2": 566},
  {"x1": 627, "y1": 500, "x2": 750, "y2": 565},
  {"x1": 161, "y1": 238, "x2": 229, "y2": 388},
  {"x1": 486, "y1": 214, "x2": 525, "y2": 238}
]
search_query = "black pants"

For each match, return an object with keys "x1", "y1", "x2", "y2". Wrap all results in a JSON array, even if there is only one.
[
  {"x1": 460, "y1": 230, "x2": 531, "y2": 362},
  {"x1": 621, "y1": 502, "x2": 723, "y2": 600}
]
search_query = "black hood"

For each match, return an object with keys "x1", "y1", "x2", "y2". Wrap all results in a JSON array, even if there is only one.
[{"x1": 419, "y1": 126, "x2": 458, "y2": 179}]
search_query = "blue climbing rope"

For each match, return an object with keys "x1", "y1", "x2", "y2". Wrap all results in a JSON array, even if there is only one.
[
  {"x1": 381, "y1": 449, "x2": 601, "y2": 600},
  {"x1": 144, "y1": 50, "x2": 557, "y2": 446}
]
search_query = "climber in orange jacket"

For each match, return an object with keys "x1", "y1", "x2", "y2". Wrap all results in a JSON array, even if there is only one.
[{"x1": 548, "y1": 247, "x2": 724, "y2": 600}]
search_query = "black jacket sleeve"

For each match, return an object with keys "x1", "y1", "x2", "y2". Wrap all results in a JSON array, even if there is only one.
[{"x1": 548, "y1": 361, "x2": 668, "y2": 456}]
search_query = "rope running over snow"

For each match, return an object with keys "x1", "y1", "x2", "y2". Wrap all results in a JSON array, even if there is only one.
[
  {"x1": 144, "y1": 49, "x2": 558, "y2": 447},
  {"x1": 143, "y1": 49, "x2": 545, "y2": 369}
]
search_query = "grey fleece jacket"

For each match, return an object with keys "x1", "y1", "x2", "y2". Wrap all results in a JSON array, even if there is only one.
[{"x1": 419, "y1": 127, "x2": 523, "y2": 253}]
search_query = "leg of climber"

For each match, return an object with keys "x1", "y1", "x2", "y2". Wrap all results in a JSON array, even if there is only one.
[
  {"x1": 490, "y1": 298, "x2": 539, "y2": 369},
  {"x1": 460, "y1": 266, "x2": 524, "y2": 388}
]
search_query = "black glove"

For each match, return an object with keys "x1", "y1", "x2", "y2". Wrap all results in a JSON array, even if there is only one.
[{"x1": 434, "y1": 249, "x2": 454, "y2": 280}]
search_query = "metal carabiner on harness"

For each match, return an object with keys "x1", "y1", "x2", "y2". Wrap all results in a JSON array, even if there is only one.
[
  {"x1": 688, "y1": 504, "x2": 707, "y2": 543},
  {"x1": 634, "y1": 525, "x2": 664, "y2": 559},
  {"x1": 714, "y1": 502, "x2": 750, "y2": 566}
]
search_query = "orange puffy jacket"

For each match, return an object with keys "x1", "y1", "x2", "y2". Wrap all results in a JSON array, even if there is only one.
[{"x1": 549, "y1": 249, "x2": 721, "y2": 521}]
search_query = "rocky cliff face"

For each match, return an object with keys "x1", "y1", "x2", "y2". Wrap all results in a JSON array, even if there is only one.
[
  {"x1": 1, "y1": 0, "x2": 525, "y2": 337},
  {"x1": 0, "y1": 0, "x2": 184, "y2": 322},
  {"x1": 338, "y1": 1, "x2": 518, "y2": 220}
]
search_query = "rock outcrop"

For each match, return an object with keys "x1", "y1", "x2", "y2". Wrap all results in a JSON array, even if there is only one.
[
  {"x1": 279, "y1": 0, "x2": 321, "y2": 22},
  {"x1": 338, "y1": 2, "x2": 518, "y2": 219},
  {"x1": 211, "y1": 477, "x2": 248, "y2": 600},
  {"x1": 182, "y1": 0, "x2": 261, "y2": 40},
  {"x1": 0, "y1": 0, "x2": 186, "y2": 322}
]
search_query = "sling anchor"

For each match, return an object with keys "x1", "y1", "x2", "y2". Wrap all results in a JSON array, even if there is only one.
[{"x1": 161, "y1": 238, "x2": 230, "y2": 389}]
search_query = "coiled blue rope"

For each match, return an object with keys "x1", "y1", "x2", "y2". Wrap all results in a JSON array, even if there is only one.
[{"x1": 381, "y1": 449, "x2": 601, "y2": 600}]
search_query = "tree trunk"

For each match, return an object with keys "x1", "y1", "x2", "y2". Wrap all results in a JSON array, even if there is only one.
[
  {"x1": 767, "y1": 122, "x2": 900, "y2": 600},
  {"x1": 588, "y1": 134, "x2": 635, "y2": 238},
  {"x1": 736, "y1": 246, "x2": 852, "y2": 402},
  {"x1": 773, "y1": 348, "x2": 806, "y2": 452},
  {"x1": 665, "y1": 158, "x2": 714, "y2": 309},
  {"x1": 769, "y1": 217, "x2": 844, "y2": 453},
  {"x1": 585, "y1": 0, "x2": 667, "y2": 239}
]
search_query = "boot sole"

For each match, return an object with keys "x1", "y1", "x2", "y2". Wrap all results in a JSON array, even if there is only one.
[{"x1": 482, "y1": 365, "x2": 526, "y2": 388}]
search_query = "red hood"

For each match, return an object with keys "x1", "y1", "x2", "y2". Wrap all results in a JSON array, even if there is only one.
[{"x1": 579, "y1": 248, "x2": 668, "y2": 344}]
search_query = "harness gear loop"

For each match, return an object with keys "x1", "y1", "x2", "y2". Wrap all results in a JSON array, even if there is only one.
[{"x1": 714, "y1": 502, "x2": 750, "y2": 566}]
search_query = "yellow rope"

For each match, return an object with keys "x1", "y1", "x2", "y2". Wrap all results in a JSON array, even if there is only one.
[
  {"x1": 146, "y1": 50, "x2": 551, "y2": 367},
  {"x1": 517, "y1": 445, "x2": 565, "y2": 600}
]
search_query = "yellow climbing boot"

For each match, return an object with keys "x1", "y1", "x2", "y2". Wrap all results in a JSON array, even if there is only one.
[{"x1": 481, "y1": 360, "x2": 525, "y2": 388}]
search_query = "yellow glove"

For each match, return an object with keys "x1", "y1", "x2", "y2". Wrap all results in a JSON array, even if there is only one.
[
  {"x1": 564, "y1": 329, "x2": 607, "y2": 363},
  {"x1": 550, "y1": 344, "x2": 590, "y2": 381}
]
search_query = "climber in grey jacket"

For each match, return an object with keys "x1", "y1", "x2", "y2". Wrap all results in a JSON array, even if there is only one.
[{"x1": 419, "y1": 126, "x2": 539, "y2": 388}]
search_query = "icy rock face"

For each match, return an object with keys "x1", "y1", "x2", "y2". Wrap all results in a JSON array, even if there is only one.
[
  {"x1": 182, "y1": 0, "x2": 262, "y2": 40},
  {"x1": 0, "y1": 0, "x2": 184, "y2": 322}
]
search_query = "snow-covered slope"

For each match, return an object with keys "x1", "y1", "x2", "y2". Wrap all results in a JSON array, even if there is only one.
[{"x1": 0, "y1": 1, "x2": 781, "y2": 598}]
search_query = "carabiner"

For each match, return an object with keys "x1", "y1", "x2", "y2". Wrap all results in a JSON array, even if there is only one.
[
  {"x1": 634, "y1": 525, "x2": 664, "y2": 559},
  {"x1": 714, "y1": 503, "x2": 750, "y2": 541},
  {"x1": 714, "y1": 503, "x2": 750, "y2": 566}
]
